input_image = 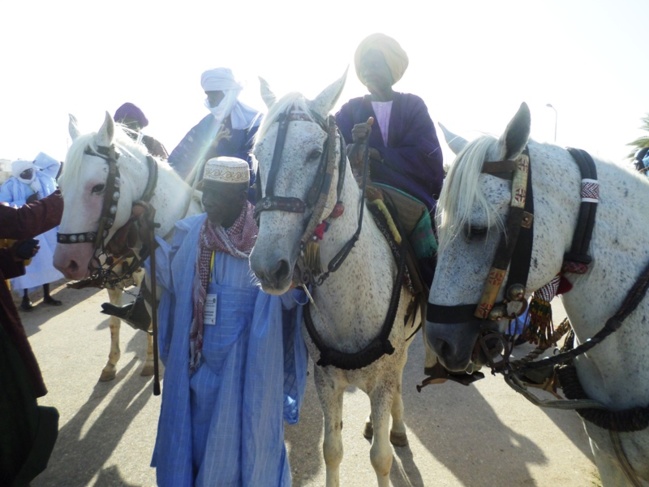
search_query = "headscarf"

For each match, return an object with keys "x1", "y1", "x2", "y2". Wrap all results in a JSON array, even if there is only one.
[
  {"x1": 11, "y1": 158, "x2": 43, "y2": 196},
  {"x1": 200, "y1": 68, "x2": 261, "y2": 130},
  {"x1": 114, "y1": 102, "x2": 149, "y2": 128},
  {"x1": 189, "y1": 201, "x2": 258, "y2": 372},
  {"x1": 354, "y1": 33, "x2": 409, "y2": 86},
  {"x1": 11, "y1": 159, "x2": 36, "y2": 183}
]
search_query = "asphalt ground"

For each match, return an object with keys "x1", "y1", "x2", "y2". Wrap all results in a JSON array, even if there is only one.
[{"x1": 19, "y1": 280, "x2": 598, "y2": 486}]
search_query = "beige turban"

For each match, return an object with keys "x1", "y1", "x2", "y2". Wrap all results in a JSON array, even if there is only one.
[{"x1": 354, "y1": 33, "x2": 409, "y2": 86}]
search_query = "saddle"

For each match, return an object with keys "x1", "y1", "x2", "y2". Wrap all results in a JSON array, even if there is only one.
[{"x1": 364, "y1": 183, "x2": 435, "y2": 330}]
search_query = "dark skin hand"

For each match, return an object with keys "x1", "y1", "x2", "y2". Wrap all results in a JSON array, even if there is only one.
[{"x1": 12, "y1": 239, "x2": 40, "y2": 261}]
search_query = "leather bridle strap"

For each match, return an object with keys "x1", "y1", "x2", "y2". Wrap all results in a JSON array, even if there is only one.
[
  {"x1": 57, "y1": 144, "x2": 121, "y2": 247},
  {"x1": 427, "y1": 148, "x2": 532, "y2": 324},
  {"x1": 565, "y1": 148, "x2": 598, "y2": 266},
  {"x1": 475, "y1": 148, "x2": 531, "y2": 319}
]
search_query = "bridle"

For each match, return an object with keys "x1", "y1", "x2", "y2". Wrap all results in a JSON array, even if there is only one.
[
  {"x1": 428, "y1": 147, "x2": 534, "y2": 326},
  {"x1": 254, "y1": 109, "x2": 350, "y2": 287},
  {"x1": 424, "y1": 144, "x2": 649, "y2": 484},
  {"x1": 255, "y1": 107, "x2": 407, "y2": 370},
  {"x1": 57, "y1": 143, "x2": 159, "y2": 288}
]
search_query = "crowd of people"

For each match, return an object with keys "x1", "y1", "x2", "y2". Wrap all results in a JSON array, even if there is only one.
[{"x1": 1, "y1": 32, "x2": 446, "y2": 486}]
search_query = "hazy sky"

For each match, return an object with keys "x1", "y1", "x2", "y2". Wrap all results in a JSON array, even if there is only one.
[{"x1": 1, "y1": 0, "x2": 647, "y2": 169}]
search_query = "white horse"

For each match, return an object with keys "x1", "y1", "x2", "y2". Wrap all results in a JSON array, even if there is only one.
[
  {"x1": 53, "y1": 113, "x2": 202, "y2": 381},
  {"x1": 427, "y1": 103, "x2": 649, "y2": 486},
  {"x1": 249, "y1": 74, "x2": 424, "y2": 487}
]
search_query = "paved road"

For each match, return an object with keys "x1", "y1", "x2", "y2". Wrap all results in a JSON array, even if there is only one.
[{"x1": 20, "y1": 280, "x2": 598, "y2": 486}]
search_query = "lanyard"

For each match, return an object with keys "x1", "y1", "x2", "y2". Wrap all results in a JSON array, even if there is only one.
[{"x1": 208, "y1": 251, "x2": 215, "y2": 284}]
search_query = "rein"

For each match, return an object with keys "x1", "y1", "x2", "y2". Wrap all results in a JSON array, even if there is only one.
[
  {"x1": 256, "y1": 108, "x2": 406, "y2": 370},
  {"x1": 434, "y1": 144, "x2": 648, "y2": 481},
  {"x1": 57, "y1": 144, "x2": 159, "y2": 288}
]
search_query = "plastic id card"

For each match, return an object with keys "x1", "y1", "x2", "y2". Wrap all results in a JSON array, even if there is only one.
[{"x1": 204, "y1": 293, "x2": 217, "y2": 325}]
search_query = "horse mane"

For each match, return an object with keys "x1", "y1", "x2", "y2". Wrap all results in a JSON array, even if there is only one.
[
  {"x1": 60, "y1": 124, "x2": 150, "y2": 191},
  {"x1": 436, "y1": 135, "x2": 505, "y2": 249},
  {"x1": 255, "y1": 92, "x2": 313, "y2": 141}
]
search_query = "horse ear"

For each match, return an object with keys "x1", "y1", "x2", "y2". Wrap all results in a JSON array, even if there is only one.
[
  {"x1": 68, "y1": 114, "x2": 81, "y2": 141},
  {"x1": 97, "y1": 111, "x2": 115, "y2": 147},
  {"x1": 309, "y1": 68, "x2": 348, "y2": 119},
  {"x1": 259, "y1": 77, "x2": 276, "y2": 109},
  {"x1": 439, "y1": 123, "x2": 468, "y2": 155},
  {"x1": 499, "y1": 102, "x2": 530, "y2": 160}
]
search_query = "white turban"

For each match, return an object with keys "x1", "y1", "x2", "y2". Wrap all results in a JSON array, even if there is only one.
[
  {"x1": 11, "y1": 159, "x2": 35, "y2": 182},
  {"x1": 200, "y1": 68, "x2": 242, "y2": 93},
  {"x1": 200, "y1": 68, "x2": 260, "y2": 131}
]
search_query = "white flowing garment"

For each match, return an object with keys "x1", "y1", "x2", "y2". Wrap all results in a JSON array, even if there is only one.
[{"x1": 0, "y1": 156, "x2": 63, "y2": 291}]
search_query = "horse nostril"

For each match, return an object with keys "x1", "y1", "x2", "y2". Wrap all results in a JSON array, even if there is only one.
[
  {"x1": 68, "y1": 260, "x2": 79, "y2": 273},
  {"x1": 274, "y1": 259, "x2": 290, "y2": 282}
]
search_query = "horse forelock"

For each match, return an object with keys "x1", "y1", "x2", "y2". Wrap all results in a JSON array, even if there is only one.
[
  {"x1": 437, "y1": 136, "x2": 504, "y2": 250},
  {"x1": 255, "y1": 93, "x2": 314, "y2": 142},
  {"x1": 60, "y1": 126, "x2": 149, "y2": 192}
]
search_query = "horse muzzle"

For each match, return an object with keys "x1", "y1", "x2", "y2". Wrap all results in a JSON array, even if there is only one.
[
  {"x1": 249, "y1": 247, "x2": 295, "y2": 295},
  {"x1": 426, "y1": 319, "x2": 503, "y2": 373}
]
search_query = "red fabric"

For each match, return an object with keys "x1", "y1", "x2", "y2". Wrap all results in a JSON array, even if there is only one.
[
  {"x1": 557, "y1": 275, "x2": 573, "y2": 295},
  {"x1": 189, "y1": 202, "x2": 258, "y2": 372}
]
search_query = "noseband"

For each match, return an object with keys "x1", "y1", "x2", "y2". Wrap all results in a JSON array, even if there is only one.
[
  {"x1": 428, "y1": 148, "x2": 534, "y2": 325},
  {"x1": 57, "y1": 143, "x2": 159, "y2": 285},
  {"x1": 254, "y1": 109, "x2": 347, "y2": 285}
]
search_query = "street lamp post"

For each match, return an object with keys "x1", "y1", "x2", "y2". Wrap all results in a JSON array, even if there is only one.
[{"x1": 546, "y1": 103, "x2": 557, "y2": 142}]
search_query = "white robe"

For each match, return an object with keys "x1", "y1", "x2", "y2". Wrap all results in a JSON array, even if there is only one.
[{"x1": 0, "y1": 164, "x2": 63, "y2": 291}]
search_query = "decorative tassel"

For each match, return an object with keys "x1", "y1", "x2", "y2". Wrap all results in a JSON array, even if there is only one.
[
  {"x1": 522, "y1": 275, "x2": 560, "y2": 347},
  {"x1": 523, "y1": 296, "x2": 554, "y2": 347},
  {"x1": 304, "y1": 240, "x2": 322, "y2": 276}
]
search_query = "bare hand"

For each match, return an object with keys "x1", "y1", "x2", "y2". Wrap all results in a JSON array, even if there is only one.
[
  {"x1": 26, "y1": 193, "x2": 39, "y2": 204},
  {"x1": 351, "y1": 117, "x2": 375, "y2": 144},
  {"x1": 368, "y1": 148, "x2": 382, "y2": 162}
]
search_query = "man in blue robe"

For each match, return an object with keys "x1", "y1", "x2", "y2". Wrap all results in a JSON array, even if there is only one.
[
  {"x1": 168, "y1": 68, "x2": 261, "y2": 203},
  {"x1": 335, "y1": 33, "x2": 444, "y2": 287},
  {"x1": 150, "y1": 156, "x2": 307, "y2": 487}
]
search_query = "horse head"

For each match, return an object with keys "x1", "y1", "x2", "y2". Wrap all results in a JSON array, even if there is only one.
[
  {"x1": 427, "y1": 103, "x2": 536, "y2": 372},
  {"x1": 53, "y1": 112, "x2": 152, "y2": 280},
  {"x1": 249, "y1": 72, "x2": 348, "y2": 294}
]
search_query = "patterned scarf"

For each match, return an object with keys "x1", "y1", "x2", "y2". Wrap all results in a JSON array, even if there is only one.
[{"x1": 189, "y1": 201, "x2": 258, "y2": 372}]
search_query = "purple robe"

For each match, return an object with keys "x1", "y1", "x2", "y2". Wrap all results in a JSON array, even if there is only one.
[{"x1": 335, "y1": 93, "x2": 444, "y2": 212}]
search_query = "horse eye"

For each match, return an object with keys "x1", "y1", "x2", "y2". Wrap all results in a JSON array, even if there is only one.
[
  {"x1": 91, "y1": 184, "x2": 105, "y2": 194},
  {"x1": 307, "y1": 149, "x2": 322, "y2": 162},
  {"x1": 465, "y1": 225, "x2": 487, "y2": 241}
]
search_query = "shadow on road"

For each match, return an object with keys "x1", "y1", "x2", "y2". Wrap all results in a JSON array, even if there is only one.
[{"x1": 32, "y1": 357, "x2": 153, "y2": 487}]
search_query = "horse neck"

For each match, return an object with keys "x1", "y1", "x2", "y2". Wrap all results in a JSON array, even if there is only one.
[
  {"x1": 148, "y1": 165, "x2": 200, "y2": 238},
  {"x1": 540, "y1": 155, "x2": 649, "y2": 405},
  {"x1": 317, "y1": 164, "x2": 396, "y2": 303}
]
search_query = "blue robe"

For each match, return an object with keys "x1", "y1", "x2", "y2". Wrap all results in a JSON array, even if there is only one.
[
  {"x1": 151, "y1": 214, "x2": 307, "y2": 487},
  {"x1": 335, "y1": 93, "x2": 444, "y2": 213}
]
